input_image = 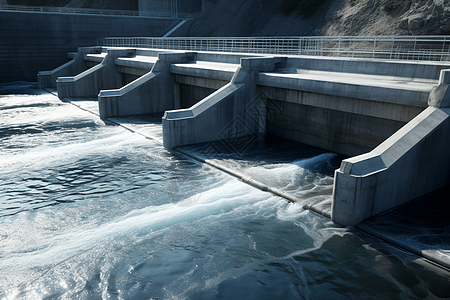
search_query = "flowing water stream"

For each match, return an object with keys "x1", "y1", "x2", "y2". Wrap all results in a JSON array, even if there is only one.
[{"x1": 1, "y1": 82, "x2": 449, "y2": 299}]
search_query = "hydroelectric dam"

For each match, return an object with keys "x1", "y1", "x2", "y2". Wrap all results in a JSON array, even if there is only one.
[{"x1": 37, "y1": 36, "x2": 450, "y2": 227}]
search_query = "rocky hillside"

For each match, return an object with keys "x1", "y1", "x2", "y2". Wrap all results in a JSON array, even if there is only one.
[
  {"x1": 173, "y1": 0, "x2": 333, "y2": 37},
  {"x1": 176, "y1": 0, "x2": 450, "y2": 37},
  {"x1": 322, "y1": 0, "x2": 450, "y2": 36}
]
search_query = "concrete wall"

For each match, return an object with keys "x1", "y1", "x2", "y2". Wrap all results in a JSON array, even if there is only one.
[
  {"x1": 179, "y1": 84, "x2": 216, "y2": 108},
  {"x1": 0, "y1": 11, "x2": 178, "y2": 83},
  {"x1": 138, "y1": 0, "x2": 202, "y2": 14},
  {"x1": 265, "y1": 98, "x2": 407, "y2": 157}
]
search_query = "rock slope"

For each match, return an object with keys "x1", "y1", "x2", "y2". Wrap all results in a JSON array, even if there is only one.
[{"x1": 177, "y1": 0, "x2": 450, "y2": 37}]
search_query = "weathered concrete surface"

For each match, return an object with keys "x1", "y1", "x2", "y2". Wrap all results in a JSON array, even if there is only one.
[
  {"x1": 98, "y1": 51, "x2": 196, "y2": 119},
  {"x1": 258, "y1": 71, "x2": 433, "y2": 107},
  {"x1": 162, "y1": 56, "x2": 286, "y2": 148},
  {"x1": 170, "y1": 60, "x2": 239, "y2": 108},
  {"x1": 162, "y1": 83, "x2": 246, "y2": 148},
  {"x1": 332, "y1": 69, "x2": 450, "y2": 226},
  {"x1": 259, "y1": 56, "x2": 450, "y2": 157},
  {"x1": 38, "y1": 47, "x2": 102, "y2": 89},
  {"x1": 332, "y1": 110, "x2": 450, "y2": 225},
  {"x1": 284, "y1": 56, "x2": 450, "y2": 80},
  {"x1": 265, "y1": 98, "x2": 407, "y2": 157},
  {"x1": 57, "y1": 49, "x2": 135, "y2": 99}
]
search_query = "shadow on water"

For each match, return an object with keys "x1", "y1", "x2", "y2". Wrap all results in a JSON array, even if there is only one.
[
  {"x1": 356, "y1": 184, "x2": 450, "y2": 272},
  {"x1": 184, "y1": 134, "x2": 345, "y2": 174},
  {"x1": 0, "y1": 81, "x2": 43, "y2": 95}
]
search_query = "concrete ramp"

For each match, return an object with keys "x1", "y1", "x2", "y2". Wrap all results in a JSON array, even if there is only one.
[
  {"x1": 162, "y1": 83, "x2": 246, "y2": 148},
  {"x1": 99, "y1": 71, "x2": 161, "y2": 119},
  {"x1": 37, "y1": 47, "x2": 101, "y2": 89},
  {"x1": 98, "y1": 51, "x2": 196, "y2": 119},
  {"x1": 332, "y1": 74, "x2": 450, "y2": 226},
  {"x1": 56, "y1": 49, "x2": 135, "y2": 98},
  {"x1": 162, "y1": 56, "x2": 286, "y2": 149}
]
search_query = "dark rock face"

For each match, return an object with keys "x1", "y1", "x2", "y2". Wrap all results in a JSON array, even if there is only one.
[
  {"x1": 402, "y1": 2, "x2": 450, "y2": 35},
  {"x1": 320, "y1": 0, "x2": 450, "y2": 37},
  {"x1": 179, "y1": 0, "x2": 450, "y2": 38}
]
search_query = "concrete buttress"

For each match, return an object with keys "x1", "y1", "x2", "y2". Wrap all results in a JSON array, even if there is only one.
[
  {"x1": 56, "y1": 48, "x2": 136, "y2": 99},
  {"x1": 98, "y1": 51, "x2": 196, "y2": 119},
  {"x1": 162, "y1": 56, "x2": 286, "y2": 148}
]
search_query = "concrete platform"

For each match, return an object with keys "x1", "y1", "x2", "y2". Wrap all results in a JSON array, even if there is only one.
[
  {"x1": 85, "y1": 52, "x2": 107, "y2": 63},
  {"x1": 115, "y1": 55, "x2": 158, "y2": 70},
  {"x1": 258, "y1": 70, "x2": 435, "y2": 107},
  {"x1": 170, "y1": 61, "x2": 240, "y2": 81}
]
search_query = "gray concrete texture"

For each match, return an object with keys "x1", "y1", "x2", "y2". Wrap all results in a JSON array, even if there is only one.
[
  {"x1": 332, "y1": 106, "x2": 450, "y2": 226},
  {"x1": 99, "y1": 51, "x2": 196, "y2": 119},
  {"x1": 332, "y1": 69, "x2": 450, "y2": 226},
  {"x1": 38, "y1": 47, "x2": 102, "y2": 89},
  {"x1": 57, "y1": 49, "x2": 136, "y2": 98},
  {"x1": 0, "y1": 11, "x2": 179, "y2": 83},
  {"x1": 162, "y1": 56, "x2": 285, "y2": 148}
]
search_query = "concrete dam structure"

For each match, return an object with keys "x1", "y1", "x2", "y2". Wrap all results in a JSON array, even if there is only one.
[{"x1": 38, "y1": 46, "x2": 450, "y2": 226}]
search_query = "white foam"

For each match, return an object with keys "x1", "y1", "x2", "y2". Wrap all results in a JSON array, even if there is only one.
[
  {"x1": 0, "y1": 177, "x2": 270, "y2": 267},
  {"x1": 0, "y1": 131, "x2": 154, "y2": 172}
]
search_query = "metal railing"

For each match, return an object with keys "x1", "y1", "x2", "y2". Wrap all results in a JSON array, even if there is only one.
[
  {"x1": 103, "y1": 36, "x2": 450, "y2": 61},
  {"x1": 0, "y1": 4, "x2": 192, "y2": 19}
]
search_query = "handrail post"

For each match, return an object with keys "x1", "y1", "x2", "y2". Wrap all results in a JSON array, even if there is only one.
[
  {"x1": 373, "y1": 38, "x2": 376, "y2": 58},
  {"x1": 338, "y1": 37, "x2": 341, "y2": 57}
]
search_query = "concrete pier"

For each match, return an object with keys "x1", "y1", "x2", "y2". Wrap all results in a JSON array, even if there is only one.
[
  {"x1": 163, "y1": 56, "x2": 285, "y2": 148},
  {"x1": 40, "y1": 46, "x2": 450, "y2": 226},
  {"x1": 37, "y1": 47, "x2": 100, "y2": 89},
  {"x1": 99, "y1": 51, "x2": 195, "y2": 119},
  {"x1": 332, "y1": 70, "x2": 450, "y2": 226}
]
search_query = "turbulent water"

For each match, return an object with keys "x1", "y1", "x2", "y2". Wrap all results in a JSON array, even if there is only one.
[{"x1": 1, "y1": 82, "x2": 450, "y2": 300}]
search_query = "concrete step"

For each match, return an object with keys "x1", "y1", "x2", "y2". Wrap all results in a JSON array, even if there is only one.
[
  {"x1": 170, "y1": 61, "x2": 240, "y2": 81},
  {"x1": 84, "y1": 52, "x2": 107, "y2": 62},
  {"x1": 115, "y1": 55, "x2": 158, "y2": 70}
]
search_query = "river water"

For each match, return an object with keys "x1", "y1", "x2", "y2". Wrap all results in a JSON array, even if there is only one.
[{"x1": 1, "y1": 82, "x2": 449, "y2": 299}]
